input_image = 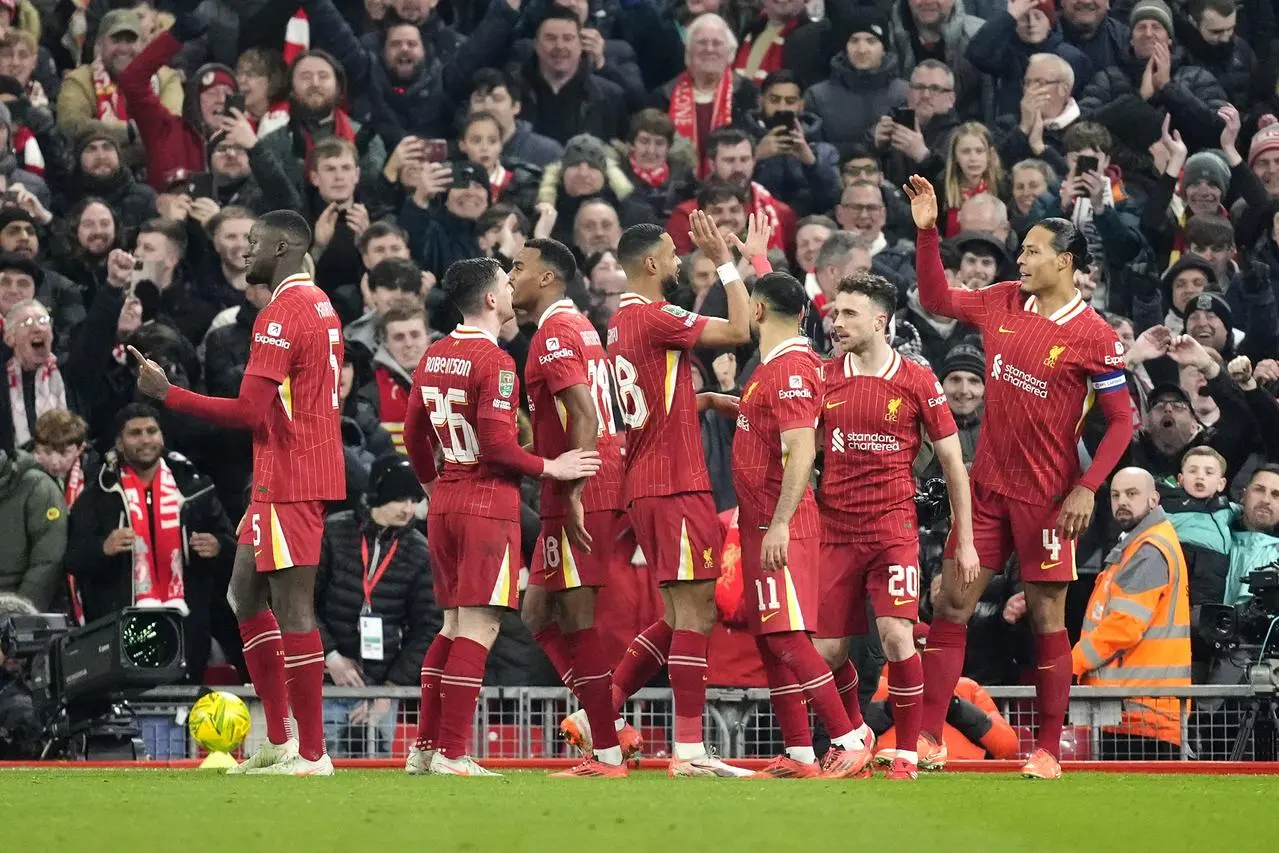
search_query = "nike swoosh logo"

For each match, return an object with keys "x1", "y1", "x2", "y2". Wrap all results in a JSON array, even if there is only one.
[
  {"x1": 998, "y1": 326, "x2": 1016, "y2": 334},
  {"x1": 254, "y1": 549, "x2": 262, "y2": 557},
  {"x1": 893, "y1": 598, "x2": 913, "y2": 607},
  {"x1": 894, "y1": 702, "x2": 916, "y2": 708},
  {"x1": 760, "y1": 611, "x2": 780, "y2": 622},
  {"x1": 1040, "y1": 561, "x2": 1061, "y2": 570},
  {"x1": 825, "y1": 401, "x2": 846, "y2": 409},
  {"x1": 1036, "y1": 664, "x2": 1055, "y2": 671}
]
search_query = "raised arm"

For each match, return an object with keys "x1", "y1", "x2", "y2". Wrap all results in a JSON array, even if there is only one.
[
  {"x1": 688, "y1": 211, "x2": 769, "y2": 349},
  {"x1": 904, "y1": 175, "x2": 983, "y2": 324}
]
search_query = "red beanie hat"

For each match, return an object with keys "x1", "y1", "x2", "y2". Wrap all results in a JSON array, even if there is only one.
[{"x1": 1035, "y1": 0, "x2": 1057, "y2": 26}]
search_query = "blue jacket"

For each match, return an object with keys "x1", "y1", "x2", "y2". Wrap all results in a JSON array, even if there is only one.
[
  {"x1": 1225, "y1": 526, "x2": 1279, "y2": 606},
  {"x1": 965, "y1": 13, "x2": 1092, "y2": 120},
  {"x1": 1164, "y1": 488, "x2": 1233, "y2": 607}
]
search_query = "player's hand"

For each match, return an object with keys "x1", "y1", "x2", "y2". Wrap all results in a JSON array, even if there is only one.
[
  {"x1": 127, "y1": 345, "x2": 172, "y2": 401},
  {"x1": 727, "y1": 212, "x2": 773, "y2": 260},
  {"x1": 697, "y1": 391, "x2": 739, "y2": 417},
  {"x1": 1056, "y1": 484, "x2": 1095, "y2": 540},
  {"x1": 689, "y1": 209, "x2": 732, "y2": 265},
  {"x1": 903, "y1": 175, "x2": 938, "y2": 230},
  {"x1": 544, "y1": 448, "x2": 602, "y2": 481},
  {"x1": 566, "y1": 492, "x2": 593, "y2": 554},
  {"x1": 326, "y1": 653, "x2": 365, "y2": 687},
  {"x1": 103, "y1": 527, "x2": 136, "y2": 556},
  {"x1": 1002, "y1": 590, "x2": 1027, "y2": 624},
  {"x1": 953, "y1": 539, "x2": 981, "y2": 588},
  {"x1": 760, "y1": 523, "x2": 789, "y2": 572},
  {"x1": 189, "y1": 532, "x2": 221, "y2": 559}
]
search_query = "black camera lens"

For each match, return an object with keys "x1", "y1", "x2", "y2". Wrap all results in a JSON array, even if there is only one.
[{"x1": 119, "y1": 613, "x2": 182, "y2": 668}]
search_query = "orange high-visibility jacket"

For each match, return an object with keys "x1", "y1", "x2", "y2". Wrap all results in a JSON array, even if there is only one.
[{"x1": 1072, "y1": 509, "x2": 1191, "y2": 745}]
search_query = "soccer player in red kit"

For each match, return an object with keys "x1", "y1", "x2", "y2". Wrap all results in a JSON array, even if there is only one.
[
  {"x1": 731, "y1": 269, "x2": 881, "y2": 779},
  {"x1": 814, "y1": 273, "x2": 978, "y2": 780},
  {"x1": 401, "y1": 257, "x2": 601, "y2": 777},
  {"x1": 508, "y1": 237, "x2": 633, "y2": 777},
  {"x1": 130, "y1": 210, "x2": 344, "y2": 776},
  {"x1": 905, "y1": 176, "x2": 1135, "y2": 779},
  {"x1": 595, "y1": 213, "x2": 758, "y2": 777}
]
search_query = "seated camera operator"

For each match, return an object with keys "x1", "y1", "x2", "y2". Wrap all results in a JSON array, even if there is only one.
[{"x1": 0, "y1": 592, "x2": 39, "y2": 759}]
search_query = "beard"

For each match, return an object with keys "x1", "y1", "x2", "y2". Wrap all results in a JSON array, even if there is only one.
[
  {"x1": 661, "y1": 274, "x2": 679, "y2": 298},
  {"x1": 245, "y1": 261, "x2": 271, "y2": 286},
  {"x1": 1115, "y1": 510, "x2": 1141, "y2": 532},
  {"x1": 291, "y1": 91, "x2": 337, "y2": 122}
]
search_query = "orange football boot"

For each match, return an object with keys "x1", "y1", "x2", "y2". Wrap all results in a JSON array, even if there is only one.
[
  {"x1": 1020, "y1": 748, "x2": 1062, "y2": 780},
  {"x1": 754, "y1": 755, "x2": 822, "y2": 778}
]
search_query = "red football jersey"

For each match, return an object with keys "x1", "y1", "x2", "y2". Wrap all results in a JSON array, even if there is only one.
[
  {"x1": 819, "y1": 350, "x2": 956, "y2": 542},
  {"x1": 243, "y1": 273, "x2": 345, "y2": 503},
  {"x1": 934, "y1": 282, "x2": 1127, "y2": 505},
  {"x1": 526, "y1": 299, "x2": 624, "y2": 518},
  {"x1": 606, "y1": 293, "x2": 711, "y2": 504},
  {"x1": 410, "y1": 324, "x2": 523, "y2": 522},
  {"x1": 732, "y1": 337, "x2": 822, "y2": 537}
]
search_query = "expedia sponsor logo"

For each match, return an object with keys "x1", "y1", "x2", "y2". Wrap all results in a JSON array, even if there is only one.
[
  {"x1": 538, "y1": 347, "x2": 575, "y2": 365},
  {"x1": 927, "y1": 394, "x2": 946, "y2": 408},
  {"x1": 254, "y1": 332, "x2": 291, "y2": 349},
  {"x1": 736, "y1": 413, "x2": 750, "y2": 431},
  {"x1": 778, "y1": 387, "x2": 813, "y2": 400},
  {"x1": 829, "y1": 426, "x2": 900, "y2": 453}
]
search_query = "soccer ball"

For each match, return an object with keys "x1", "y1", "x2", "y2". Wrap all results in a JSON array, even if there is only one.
[{"x1": 188, "y1": 691, "x2": 251, "y2": 753}]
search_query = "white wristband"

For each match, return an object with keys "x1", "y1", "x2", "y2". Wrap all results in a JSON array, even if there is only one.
[{"x1": 717, "y1": 262, "x2": 742, "y2": 284}]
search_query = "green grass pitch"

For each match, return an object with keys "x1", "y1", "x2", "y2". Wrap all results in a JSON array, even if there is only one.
[{"x1": 4, "y1": 770, "x2": 1278, "y2": 852}]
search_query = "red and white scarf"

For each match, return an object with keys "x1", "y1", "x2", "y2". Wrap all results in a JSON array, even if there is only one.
[
  {"x1": 749, "y1": 182, "x2": 785, "y2": 252},
  {"x1": 121, "y1": 460, "x2": 186, "y2": 612},
  {"x1": 284, "y1": 8, "x2": 310, "y2": 64},
  {"x1": 8, "y1": 357, "x2": 67, "y2": 447},
  {"x1": 629, "y1": 151, "x2": 670, "y2": 189},
  {"x1": 489, "y1": 164, "x2": 512, "y2": 201},
  {"x1": 669, "y1": 69, "x2": 733, "y2": 179},
  {"x1": 13, "y1": 126, "x2": 44, "y2": 176},
  {"x1": 733, "y1": 18, "x2": 800, "y2": 82},
  {"x1": 64, "y1": 456, "x2": 85, "y2": 507}
]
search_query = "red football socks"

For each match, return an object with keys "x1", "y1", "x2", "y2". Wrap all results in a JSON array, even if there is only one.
[
  {"x1": 415, "y1": 634, "x2": 452, "y2": 747},
  {"x1": 237, "y1": 610, "x2": 290, "y2": 745},
  {"x1": 831, "y1": 658, "x2": 865, "y2": 729},
  {"x1": 1033, "y1": 629, "x2": 1073, "y2": 760},
  {"x1": 668, "y1": 630, "x2": 709, "y2": 746},
  {"x1": 437, "y1": 638, "x2": 490, "y2": 759},
  {"x1": 533, "y1": 625, "x2": 576, "y2": 693},
  {"x1": 920, "y1": 618, "x2": 968, "y2": 740},
  {"x1": 564, "y1": 627, "x2": 619, "y2": 752},
  {"x1": 755, "y1": 636, "x2": 812, "y2": 749},
  {"x1": 761, "y1": 632, "x2": 853, "y2": 739},
  {"x1": 281, "y1": 630, "x2": 326, "y2": 761},
  {"x1": 888, "y1": 653, "x2": 925, "y2": 755},
  {"x1": 611, "y1": 620, "x2": 673, "y2": 711}
]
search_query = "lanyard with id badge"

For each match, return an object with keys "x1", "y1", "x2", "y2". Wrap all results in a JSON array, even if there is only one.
[{"x1": 359, "y1": 535, "x2": 399, "y2": 661}]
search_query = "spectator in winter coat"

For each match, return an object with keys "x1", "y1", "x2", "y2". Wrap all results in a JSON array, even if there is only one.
[
  {"x1": 469, "y1": 67, "x2": 565, "y2": 169},
  {"x1": 4, "y1": 298, "x2": 65, "y2": 447},
  {"x1": 1176, "y1": 0, "x2": 1257, "y2": 115},
  {"x1": 994, "y1": 54, "x2": 1082, "y2": 180},
  {"x1": 966, "y1": 0, "x2": 1091, "y2": 122},
  {"x1": 57, "y1": 123, "x2": 156, "y2": 243},
  {"x1": 938, "y1": 341, "x2": 984, "y2": 464},
  {"x1": 808, "y1": 12, "x2": 909, "y2": 166},
  {"x1": 538, "y1": 133, "x2": 658, "y2": 250},
  {"x1": 0, "y1": 447, "x2": 65, "y2": 611},
  {"x1": 736, "y1": 70, "x2": 841, "y2": 218},
  {"x1": 318, "y1": 454, "x2": 436, "y2": 757},
  {"x1": 65, "y1": 404, "x2": 236, "y2": 682},
  {"x1": 458, "y1": 112, "x2": 542, "y2": 215},
  {"x1": 401, "y1": 159, "x2": 488, "y2": 278},
  {"x1": 303, "y1": 0, "x2": 520, "y2": 146},
  {"x1": 1077, "y1": 0, "x2": 1229, "y2": 154},
  {"x1": 515, "y1": 7, "x2": 630, "y2": 145},
  {"x1": 0, "y1": 208, "x2": 86, "y2": 354},
  {"x1": 872, "y1": 60, "x2": 961, "y2": 191},
  {"x1": 56, "y1": 9, "x2": 183, "y2": 174},
  {"x1": 344, "y1": 256, "x2": 424, "y2": 360},
  {"x1": 652, "y1": 12, "x2": 758, "y2": 176},
  {"x1": 358, "y1": 303, "x2": 430, "y2": 453},
  {"x1": 130, "y1": 218, "x2": 219, "y2": 345},
  {"x1": 1059, "y1": 0, "x2": 1131, "y2": 72},
  {"x1": 885, "y1": 0, "x2": 987, "y2": 121},
  {"x1": 619, "y1": 108, "x2": 695, "y2": 221},
  {"x1": 835, "y1": 181, "x2": 916, "y2": 290}
]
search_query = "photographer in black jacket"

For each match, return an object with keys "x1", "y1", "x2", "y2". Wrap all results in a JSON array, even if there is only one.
[{"x1": 317, "y1": 454, "x2": 438, "y2": 757}]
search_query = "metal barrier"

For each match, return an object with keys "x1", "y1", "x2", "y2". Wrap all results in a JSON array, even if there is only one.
[{"x1": 130, "y1": 684, "x2": 1272, "y2": 763}]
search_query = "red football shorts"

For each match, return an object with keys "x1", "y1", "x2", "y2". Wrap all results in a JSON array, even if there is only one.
[
  {"x1": 943, "y1": 482, "x2": 1078, "y2": 582},
  {"x1": 428, "y1": 511, "x2": 523, "y2": 610},
  {"x1": 238, "y1": 500, "x2": 324, "y2": 573},
  {"x1": 816, "y1": 538, "x2": 921, "y2": 638},
  {"x1": 628, "y1": 491, "x2": 721, "y2": 584},
  {"x1": 739, "y1": 525, "x2": 819, "y2": 635},
  {"x1": 530, "y1": 510, "x2": 622, "y2": 592}
]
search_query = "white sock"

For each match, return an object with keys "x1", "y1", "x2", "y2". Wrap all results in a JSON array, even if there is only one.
[
  {"x1": 786, "y1": 746, "x2": 816, "y2": 764},
  {"x1": 854, "y1": 722, "x2": 872, "y2": 741},
  {"x1": 614, "y1": 717, "x2": 626, "y2": 732},
  {"x1": 673, "y1": 741, "x2": 706, "y2": 760},
  {"x1": 898, "y1": 750, "x2": 918, "y2": 764},
  {"x1": 831, "y1": 730, "x2": 865, "y2": 751},
  {"x1": 595, "y1": 746, "x2": 623, "y2": 766}
]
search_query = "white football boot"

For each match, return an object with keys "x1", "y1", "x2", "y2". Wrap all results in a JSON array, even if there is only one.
[
  {"x1": 226, "y1": 738, "x2": 298, "y2": 775},
  {"x1": 246, "y1": 752, "x2": 335, "y2": 776},
  {"x1": 427, "y1": 752, "x2": 502, "y2": 776},
  {"x1": 405, "y1": 745, "x2": 436, "y2": 775}
]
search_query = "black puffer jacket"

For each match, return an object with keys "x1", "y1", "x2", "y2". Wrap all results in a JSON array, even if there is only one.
[
  {"x1": 1078, "y1": 48, "x2": 1228, "y2": 153},
  {"x1": 315, "y1": 509, "x2": 440, "y2": 687},
  {"x1": 1174, "y1": 13, "x2": 1258, "y2": 114}
]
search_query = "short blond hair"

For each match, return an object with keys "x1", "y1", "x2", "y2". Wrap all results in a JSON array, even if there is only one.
[{"x1": 1181, "y1": 446, "x2": 1227, "y2": 473}]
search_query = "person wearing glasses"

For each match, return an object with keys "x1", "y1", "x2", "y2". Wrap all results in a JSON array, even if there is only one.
[
  {"x1": 3, "y1": 299, "x2": 64, "y2": 450},
  {"x1": 871, "y1": 60, "x2": 960, "y2": 191},
  {"x1": 994, "y1": 54, "x2": 1084, "y2": 176}
]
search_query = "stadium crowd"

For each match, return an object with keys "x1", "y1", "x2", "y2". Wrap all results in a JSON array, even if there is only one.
[{"x1": 0, "y1": 0, "x2": 1277, "y2": 759}]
